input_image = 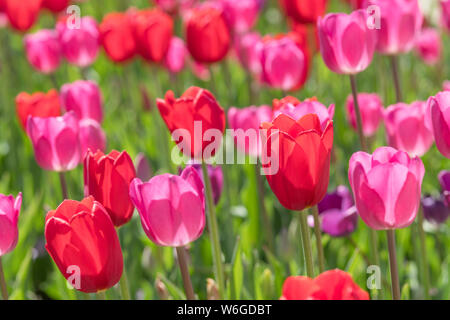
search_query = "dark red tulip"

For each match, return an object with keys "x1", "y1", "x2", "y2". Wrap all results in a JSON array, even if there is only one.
[
  {"x1": 4, "y1": 0, "x2": 42, "y2": 31},
  {"x1": 185, "y1": 7, "x2": 231, "y2": 63},
  {"x1": 157, "y1": 87, "x2": 226, "y2": 159},
  {"x1": 41, "y1": 0, "x2": 69, "y2": 12},
  {"x1": 84, "y1": 150, "x2": 136, "y2": 227},
  {"x1": 45, "y1": 197, "x2": 123, "y2": 293},
  {"x1": 15, "y1": 89, "x2": 61, "y2": 130},
  {"x1": 260, "y1": 113, "x2": 333, "y2": 211},
  {"x1": 99, "y1": 12, "x2": 137, "y2": 63},
  {"x1": 280, "y1": 0, "x2": 327, "y2": 24},
  {"x1": 132, "y1": 9, "x2": 173, "y2": 63}
]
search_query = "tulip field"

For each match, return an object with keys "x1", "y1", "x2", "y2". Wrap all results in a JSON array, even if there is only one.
[{"x1": 1, "y1": 0, "x2": 450, "y2": 303}]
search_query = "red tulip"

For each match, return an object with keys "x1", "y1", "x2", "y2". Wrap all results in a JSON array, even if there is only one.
[
  {"x1": 132, "y1": 9, "x2": 173, "y2": 63},
  {"x1": 185, "y1": 6, "x2": 231, "y2": 63},
  {"x1": 157, "y1": 87, "x2": 226, "y2": 159},
  {"x1": 260, "y1": 113, "x2": 333, "y2": 211},
  {"x1": 281, "y1": 269, "x2": 369, "y2": 300},
  {"x1": 99, "y1": 12, "x2": 137, "y2": 63},
  {"x1": 4, "y1": 0, "x2": 42, "y2": 31},
  {"x1": 45, "y1": 197, "x2": 123, "y2": 293},
  {"x1": 84, "y1": 150, "x2": 136, "y2": 227},
  {"x1": 41, "y1": 0, "x2": 69, "y2": 12},
  {"x1": 280, "y1": 0, "x2": 327, "y2": 24},
  {"x1": 15, "y1": 89, "x2": 61, "y2": 130}
]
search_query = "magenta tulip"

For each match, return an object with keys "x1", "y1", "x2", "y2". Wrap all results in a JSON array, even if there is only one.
[
  {"x1": 414, "y1": 28, "x2": 442, "y2": 65},
  {"x1": 217, "y1": 0, "x2": 260, "y2": 34},
  {"x1": 384, "y1": 101, "x2": 433, "y2": 157},
  {"x1": 129, "y1": 167, "x2": 205, "y2": 247},
  {"x1": 24, "y1": 29, "x2": 62, "y2": 74},
  {"x1": 234, "y1": 32, "x2": 263, "y2": 76},
  {"x1": 0, "y1": 193, "x2": 22, "y2": 256},
  {"x1": 346, "y1": 93, "x2": 383, "y2": 137},
  {"x1": 317, "y1": 10, "x2": 376, "y2": 74},
  {"x1": 349, "y1": 146, "x2": 424, "y2": 230},
  {"x1": 227, "y1": 105, "x2": 272, "y2": 157},
  {"x1": 60, "y1": 80, "x2": 103, "y2": 123},
  {"x1": 366, "y1": 0, "x2": 423, "y2": 55},
  {"x1": 26, "y1": 112, "x2": 81, "y2": 172},
  {"x1": 164, "y1": 37, "x2": 187, "y2": 74},
  {"x1": 427, "y1": 91, "x2": 450, "y2": 158},
  {"x1": 441, "y1": 0, "x2": 450, "y2": 31},
  {"x1": 56, "y1": 16, "x2": 100, "y2": 67},
  {"x1": 78, "y1": 119, "x2": 106, "y2": 158}
]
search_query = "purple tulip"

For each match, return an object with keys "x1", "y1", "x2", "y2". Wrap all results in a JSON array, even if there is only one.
[
  {"x1": 439, "y1": 171, "x2": 450, "y2": 207},
  {"x1": 179, "y1": 163, "x2": 223, "y2": 205},
  {"x1": 421, "y1": 196, "x2": 450, "y2": 225}
]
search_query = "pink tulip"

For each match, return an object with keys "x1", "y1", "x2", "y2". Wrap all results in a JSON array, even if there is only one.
[
  {"x1": 0, "y1": 13, "x2": 8, "y2": 28},
  {"x1": 273, "y1": 99, "x2": 335, "y2": 130},
  {"x1": 346, "y1": 93, "x2": 383, "y2": 137},
  {"x1": 26, "y1": 112, "x2": 81, "y2": 172},
  {"x1": 79, "y1": 119, "x2": 106, "y2": 158},
  {"x1": 260, "y1": 36, "x2": 309, "y2": 91},
  {"x1": 191, "y1": 61, "x2": 210, "y2": 80},
  {"x1": 348, "y1": 146, "x2": 424, "y2": 230},
  {"x1": 414, "y1": 28, "x2": 442, "y2": 65},
  {"x1": 427, "y1": 91, "x2": 450, "y2": 158},
  {"x1": 444, "y1": 81, "x2": 450, "y2": 91},
  {"x1": 129, "y1": 167, "x2": 205, "y2": 247},
  {"x1": 164, "y1": 37, "x2": 187, "y2": 74},
  {"x1": 366, "y1": 0, "x2": 423, "y2": 55},
  {"x1": 441, "y1": 0, "x2": 450, "y2": 31},
  {"x1": 317, "y1": 10, "x2": 376, "y2": 75},
  {"x1": 234, "y1": 32, "x2": 263, "y2": 76},
  {"x1": 24, "y1": 29, "x2": 62, "y2": 74},
  {"x1": 56, "y1": 16, "x2": 100, "y2": 67},
  {"x1": 227, "y1": 105, "x2": 272, "y2": 157},
  {"x1": 216, "y1": 0, "x2": 260, "y2": 34},
  {"x1": 384, "y1": 101, "x2": 433, "y2": 157},
  {"x1": 60, "y1": 80, "x2": 103, "y2": 123},
  {"x1": 0, "y1": 193, "x2": 22, "y2": 256},
  {"x1": 154, "y1": 0, "x2": 197, "y2": 16}
]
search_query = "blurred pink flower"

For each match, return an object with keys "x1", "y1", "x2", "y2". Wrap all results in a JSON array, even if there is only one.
[
  {"x1": 24, "y1": 29, "x2": 62, "y2": 74},
  {"x1": 234, "y1": 32, "x2": 263, "y2": 76},
  {"x1": 79, "y1": 119, "x2": 106, "y2": 159},
  {"x1": 60, "y1": 80, "x2": 103, "y2": 123},
  {"x1": 427, "y1": 91, "x2": 450, "y2": 158},
  {"x1": 441, "y1": 0, "x2": 450, "y2": 31},
  {"x1": 444, "y1": 81, "x2": 450, "y2": 91},
  {"x1": 415, "y1": 28, "x2": 441, "y2": 65},
  {"x1": 0, "y1": 192, "x2": 22, "y2": 256},
  {"x1": 346, "y1": 93, "x2": 383, "y2": 137},
  {"x1": 216, "y1": 0, "x2": 260, "y2": 34},
  {"x1": 164, "y1": 36, "x2": 187, "y2": 74}
]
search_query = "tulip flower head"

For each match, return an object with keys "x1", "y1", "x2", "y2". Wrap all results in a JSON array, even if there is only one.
[
  {"x1": 279, "y1": 0, "x2": 327, "y2": 24},
  {"x1": 444, "y1": 81, "x2": 450, "y2": 92},
  {"x1": 181, "y1": 163, "x2": 224, "y2": 205},
  {"x1": 439, "y1": 170, "x2": 450, "y2": 207},
  {"x1": 164, "y1": 36, "x2": 187, "y2": 74},
  {"x1": 421, "y1": 196, "x2": 450, "y2": 225},
  {"x1": 346, "y1": 93, "x2": 383, "y2": 137},
  {"x1": 442, "y1": 0, "x2": 450, "y2": 31},
  {"x1": 217, "y1": 0, "x2": 260, "y2": 34},
  {"x1": 0, "y1": 192, "x2": 22, "y2": 256},
  {"x1": 24, "y1": 29, "x2": 62, "y2": 74},
  {"x1": 78, "y1": 119, "x2": 107, "y2": 158},
  {"x1": 84, "y1": 150, "x2": 136, "y2": 227},
  {"x1": 45, "y1": 197, "x2": 123, "y2": 293},
  {"x1": 129, "y1": 167, "x2": 206, "y2": 247},
  {"x1": 281, "y1": 269, "x2": 369, "y2": 300},
  {"x1": 234, "y1": 32, "x2": 263, "y2": 76},
  {"x1": 348, "y1": 147, "x2": 425, "y2": 230},
  {"x1": 4, "y1": 0, "x2": 42, "y2": 31},
  {"x1": 60, "y1": 80, "x2": 103, "y2": 123},
  {"x1": 414, "y1": 28, "x2": 442, "y2": 66},
  {"x1": 317, "y1": 10, "x2": 376, "y2": 74},
  {"x1": 427, "y1": 91, "x2": 450, "y2": 158},
  {"x1": 27, "y1": 112, "x2": 81, "y2": 172}
]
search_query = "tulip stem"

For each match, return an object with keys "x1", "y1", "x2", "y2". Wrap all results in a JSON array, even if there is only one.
[
  {"x1": 176, "y1": 246, "x2": 196, "y2": 300},
  {"x1": 311, "y1": 206, "x2": 325, "y2": 273},
  {"x1": 298, "y1": 211, "x2": 315, "y2": 278},
  {"x1": 349, "y1": 74, "x2": 368, "y2": 152},
  {"x1": 417, "y1": 207, "x2": 431, "y2": 299},
  {"x1": 0, "y1": 257, "x2": 8, "y2": 300},
  {"x1": 255, "y1": 163, "x2": 274, "y2": 252},
  {"x1": 119, "y1": 267, "x2": 131, "y2": 300},
  {"x1": 386, "y1": 229, "x2": 401, "y2": 300},
  {"x1": 201, "y1": 161, "x2": 225, "y2": 299},
  {"x1": 390, "y1": 56, "x2": 403, "y2": 103},
  {"x1": 59, "y1": 172, "x2": 69, "y2": 200}
]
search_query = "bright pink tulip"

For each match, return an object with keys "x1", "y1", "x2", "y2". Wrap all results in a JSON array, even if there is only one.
[
  {"x1": 234, "y1": 32, "x2": 263, "y2": 76},
  {"x1": 227, "y1": 105, "x2": 272, "y2": 157},
  {"x1": 164, "y1": 36, "x2": 187, "y2": 74},
  {"x1": 79, "y1": 119, "x2": 106, "y2": 158},
  {"x1": 60, "y1": 80, "x2": 103, "y2": 123},
  {"x1": 414, "y1": 28, "x2": 441, "y2": 65},
  {"x1": 129, "y1": 167, "x2": 205, "y2": 247},
  {"x1": 260, "y1": 36, "x2": 309, "y2": 91},
  {"x1": 444, "y1": 81, "x2": 450, "y2": 92},
  {"x1": 348, "y1": 146, "x2": 424, "y2": 230},
  {"x1": 26, "y1": 112, "x2": 81, "y2": 172},
  {"x1": 0, "y1": 192, "x2": 22, "y2": 256},
  {"x1": 317, "y1": 10, "x2": 376, "y2": 74},
  {"x1": 427, "y1": 91, "x2": 450, "y2": 158},
  {"x1": 384, "y1": 101, "x2": 433, "y2": 157},
  {"x1": 346, "y1": 93, "x2": 383, "y2": 137},
  {"x1": 24, "y1": 29, "x2": 62, "y2": 74},
  {"x1": 366, "y1": 0, "x2": 423, "y2": 55},
  {"x1": 56, "y1": 16, "x2": 100, "y2": 67},
  {"x1": 442, "y1": 0, "x2": 450, "y2": 31},
  {"x1": 217, "y1": 0, "x2": 260, "y2": 34},
  {"x1": 273, "y1": 98, "x2": 335, "y2": 130}
]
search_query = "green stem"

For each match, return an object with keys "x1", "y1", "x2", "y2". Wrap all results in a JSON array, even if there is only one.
[
  {"x1": 255, "y1": 163, "x2": 274, "y2": 252},
  {"x1": 201, "y1": 161, "x2": 225, "y2": 299},
  {"x1": 349, "y1": 74, "x2": 368, "y2": 151},
  {"x1": 386, "y1": 229, "x2": 401, "y2": 300},
  {"x1": 298, "y1": 211, "x2": 314, "y2": 278},
  {"x1": 311, "y1": 206, "x2": 325, "y2": 273},
  {"x1": 0, "y1": 257, "x2": 8, "y2": 300},
  {"x1": 59, "y1": 172, "x2": 69, "y2": 200},
  {"x1": 417, "y1": 208, "x2": 431, "y2": 299},
  {"x1": 176, "y1": 246, "x2": 196, "y2": 300},
  {"x1": 390, "y1": 55, "x2": 403, "y2": 103},
  {"x1": 119, "y1": 266, "x2": 131, "y2": 300}
]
